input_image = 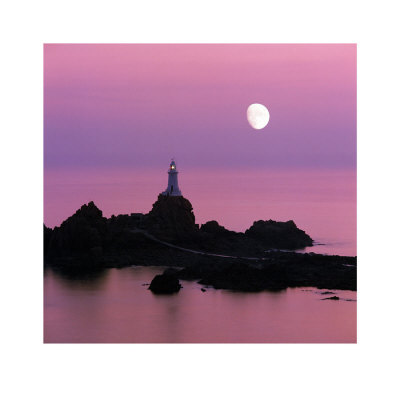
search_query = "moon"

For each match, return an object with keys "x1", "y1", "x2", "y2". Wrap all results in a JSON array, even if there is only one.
[{"x1": 247, "y1": 103, "x2": 270, "y2": 130}]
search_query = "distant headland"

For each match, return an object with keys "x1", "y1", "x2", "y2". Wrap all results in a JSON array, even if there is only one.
[{"x1": 44, "y1": 160, "x2": 356, "y2": 292}]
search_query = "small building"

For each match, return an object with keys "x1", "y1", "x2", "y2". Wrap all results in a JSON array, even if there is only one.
[{"x1": 162, "y1": 159, "x2": 182, "y2": 196}]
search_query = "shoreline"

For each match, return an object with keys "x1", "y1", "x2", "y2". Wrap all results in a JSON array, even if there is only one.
[{"x1": 44, "y1": 200, "x2": 356, "y2": 293}]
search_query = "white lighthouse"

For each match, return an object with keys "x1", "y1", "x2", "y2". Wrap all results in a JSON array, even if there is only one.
[{"x1": 162, "y1": 159, "x2": 182, "y2": 196}]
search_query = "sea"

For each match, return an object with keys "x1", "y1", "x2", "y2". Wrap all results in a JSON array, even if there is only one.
[{"x1": 44, "y1": 167, "x2": 356, "y2": 343}]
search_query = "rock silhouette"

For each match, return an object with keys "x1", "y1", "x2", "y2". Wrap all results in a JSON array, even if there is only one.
[
  {"x1": 46, "y1": 202, "x2": 106, "y2": 258},
  {"x1": 149, "y1": 274, "x2": 182, "y2": 294},
  {"x1": 322, "y1": 296, "x2": 340, "y2": 300},
  {"x1": 145, "y1": 195, "x2": 197, "y2": 242},
  {"x1": 245, "y1": 220, "x2": 313, "y2": 249},
  {"x1": 44, "y1": 196, "x2": 357, "y2": 292}
]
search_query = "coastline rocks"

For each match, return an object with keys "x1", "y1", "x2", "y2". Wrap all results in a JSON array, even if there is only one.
[
  {"x1": 44, "y1": 224, "x2": 53, "y2": 256},
  {"x1": 197, "y1": 261, "x2": 268, "y2": 292},
  {"x1": 149, "y1": 274, "x2": 182, "y2": 294},
  {"x1": 245, "y1": 219, "x2": 313, "y2": 249},
  {"x1": 146, "y1": 195, "x2": 198, "y2": 241},
  {"x1": 44, "y1": 198, "x2": 357, "y2": 292},
  {"x1": 197, "y1": 220, "x2": 246, "y2": 254},
  {"x1": 175, "y1": 252, "x2": 357, "y2": 292},
  {"x1": 43, "y1": 198, "x2": 358, "y2": 294},
  {"x1": 200, "y1": 220, "x2": 230, "y2": 234},
  {"x1": 45, "y1": 197, "x2": 316, "y2": 272},
  {"x1": 47, "y1": 201, "x2": 107, "y2": 258},
  {"x1": 322, "y1": 296, "x2": 340, "y2": 300}
]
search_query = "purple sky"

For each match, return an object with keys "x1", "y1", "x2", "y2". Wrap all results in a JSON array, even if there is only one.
[{"x1": 44, "y1": 44, "x2": 356, "y2": 170}]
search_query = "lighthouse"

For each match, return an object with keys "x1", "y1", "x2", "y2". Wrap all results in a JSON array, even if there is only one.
[{"x1": 162, "y1": 159, "x2": 182, "y2": 196}]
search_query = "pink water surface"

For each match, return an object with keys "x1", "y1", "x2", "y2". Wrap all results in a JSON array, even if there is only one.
[
  {"x1": 44, "y1": 266, "x2": 356, "y2": 343},
  {"x1": 44, "y1": 167, "x2": 356, "y2": 256},
  {"x1": 44, "y1": 167, "x2": 356, "y2": 343}
]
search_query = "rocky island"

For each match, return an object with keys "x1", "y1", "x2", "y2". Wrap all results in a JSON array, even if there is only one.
[{"x1": 44, "y1": 195, "x2": 356, "y2": 292}]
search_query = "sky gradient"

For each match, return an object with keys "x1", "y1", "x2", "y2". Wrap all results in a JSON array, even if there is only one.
[
  {"x1": 44, "y1": 44, "x2": 356, "y2": 170},
  {"x1": 44, "y1": 44, "x2": 356, "y2": 256}
]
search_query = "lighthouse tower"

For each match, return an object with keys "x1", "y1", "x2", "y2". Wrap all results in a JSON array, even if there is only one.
[{"x1": 162, "y1": 159, "x2": 182, "y2": 196}]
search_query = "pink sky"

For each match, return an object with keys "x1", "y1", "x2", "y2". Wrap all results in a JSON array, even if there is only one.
[
  {"x1": 44, "y1": 44, "x2": 356, "y2": 256},
  {"x1": 44, "y1": 44, "x2": 356, "y2": 170}
]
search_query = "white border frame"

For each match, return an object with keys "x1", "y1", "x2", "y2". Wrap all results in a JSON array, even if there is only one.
[{"x1": 1, "y1": 1, "x2": 400, "y2": 399}]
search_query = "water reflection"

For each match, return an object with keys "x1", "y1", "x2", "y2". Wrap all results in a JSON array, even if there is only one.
[
  {"x1": 45, "y1": 266, "x2": 109, "y2": 290},
  {"x1": 44, "y1": 266, "x2": 356, "y2": 343}
]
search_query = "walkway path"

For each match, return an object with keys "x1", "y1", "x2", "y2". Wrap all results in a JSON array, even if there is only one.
[{"x1": 130, "y1": 229, "x2": 264, "y2": 261}]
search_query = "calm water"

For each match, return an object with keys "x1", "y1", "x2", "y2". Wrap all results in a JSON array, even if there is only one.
[
  {"x1": 44, "y1": 266, "x2": 356, "y2": 343},
  {"x1": 44, "y1": 167, "x2": 356, "y2": 343}
]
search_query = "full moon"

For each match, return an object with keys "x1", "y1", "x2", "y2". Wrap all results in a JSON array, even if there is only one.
[{"x1": 247, "y1": 103, "x2": 270, "y2": 130}]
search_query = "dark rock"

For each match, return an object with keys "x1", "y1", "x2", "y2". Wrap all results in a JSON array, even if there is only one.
[
  {"x1": 44, "y1": 197, "x2": 357, "y2": 293},
  {"x1": 197, "y1": 261, "x2": 286, "y2": 292},
  {"x1": 44, "y1": 224, "x2": 53, "y2": 256},
  {"x1": 200, "y1": 220, "x2": 229, "y2": 234},
  {"x1": 174, "y1": 252, "x2": 357, "y2": 292},
  {"x1": 201, "y1": 288, "x2": 206, "y2": 292},
  {"x1": 90, "y1": 246, "x2": 103, "y2": 257},
  {"x1": 162, "y1": 267, "x2": 181, "y2": 276},
  {"x1": 321, "y1": 291, "x2": 335, "y2": 295},
  {"x1": 149, "y1": 274, "x2": 182, "y2": 294},
  {"x1": 47, "y1": 201, "x2": 107, "y2": 260},
  {"x1": 322, "y1": 296, "x2": 340, "y2": 300},
  {"x1": 146, "y1": 195, "x2": 198, "y2": 241},
  {"x1": 245, "y1": 219, "x2": 313, "y2": 249}
]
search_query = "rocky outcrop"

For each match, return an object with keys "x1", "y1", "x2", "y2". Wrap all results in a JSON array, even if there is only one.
[
  {"x1": 44, "y1": 198, "x2": 357, "y2": 291},
  {"x1": 149, "y1": 273, "x2": 182, "y2": 294},
  {"x1": 198, "y1": 219, "x2": 313, "y2": 254},
  {"x1": 43, "y1": 224, "x2": 53, "y2": 256},
  {"x1": 245, "y1": 219, "x2": 313, "y2": 249},
  {"x1": 145, "y1": 195, "x2": 198, "y2": 242},
  {"x1": 173, "y1": 252, "x2": 357, "y2": 292},
  {"x1": 322, "y1": 296, "x2": 340, "y2": 300},
  {"x1": 47, "y1": 201, "x2": 107, "y2": 259},
  {"x1": 200, "y1": 220, "x2": 230, "y2": 234},
  {"x1": 45, "y1": 197, "x2": 315, "y2": 268},
  {"x1": 43, "y1": 196, "x2": 358, "y2": 294}
]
